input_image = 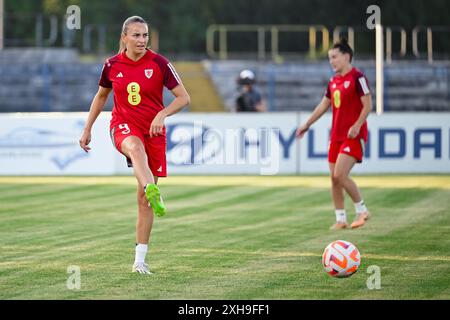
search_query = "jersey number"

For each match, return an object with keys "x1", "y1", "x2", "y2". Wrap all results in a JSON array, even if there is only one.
[
  {"x1": 333, "y1": 90, "x2": 341, "y2": 108},
  {"x1": 127, "y1": 82, "x2": 141, "y2": 106},
  {"x1": 118, "y1": 123, "x2": 130, "y2": 135}
]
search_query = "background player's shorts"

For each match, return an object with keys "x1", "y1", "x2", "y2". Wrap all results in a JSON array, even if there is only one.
[
  {"x1": 328, "y1": 138, "x2": 365, "y2": 164},
  {"x1": 110, "y1": 122, "x2": 167, "y2": 177}
]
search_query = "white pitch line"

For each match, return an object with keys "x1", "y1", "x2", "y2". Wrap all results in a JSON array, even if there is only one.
[{"x1": 181, "y1": 248, "x2": 450, "y2": 262}]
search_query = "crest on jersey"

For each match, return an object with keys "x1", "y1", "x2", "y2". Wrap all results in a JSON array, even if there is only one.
[
  {"x1": 144, "y1": 69, "x2": 153, "y2": 79},
  {"x1": 344, "y1": 81, "x2": 351, "y2": 89}
]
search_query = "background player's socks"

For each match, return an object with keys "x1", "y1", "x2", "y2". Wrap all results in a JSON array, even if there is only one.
[
  {"x1": 354, "y1": 200, "x2": 368, "y2": 214},
  {"x1": 135, "y1": 243, "x2": 148, "y2": 264},
  {"x1": 335, "y1": 209, "x2": 347, "y2": 223}
]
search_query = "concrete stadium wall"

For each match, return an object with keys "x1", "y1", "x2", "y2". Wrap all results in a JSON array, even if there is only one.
[{"x1": 0, "y1": 112, "x2": 449, "y2": 175}]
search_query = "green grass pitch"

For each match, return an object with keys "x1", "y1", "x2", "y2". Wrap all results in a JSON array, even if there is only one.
[{"x1": 0, "y1": 176, "x2": 449, "y2": 299}]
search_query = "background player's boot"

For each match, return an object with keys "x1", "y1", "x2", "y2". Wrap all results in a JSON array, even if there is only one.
[
  {"x1": 132, "y1": 262, "x2": 153, "y2": 274},
  {"x1": 145, "y1": 183, "x2": 166, "y2": 217},
  {"x1": 330, "y1": 222, "x2": 348, "y2": 230},
  {"x1": 351, "y1": 212, "x2": 370, "y2": 229}
]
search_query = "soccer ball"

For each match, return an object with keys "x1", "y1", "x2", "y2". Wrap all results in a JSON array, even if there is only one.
[{"x1": 322, "y1": 240, "x2": 360, "y2": 278}]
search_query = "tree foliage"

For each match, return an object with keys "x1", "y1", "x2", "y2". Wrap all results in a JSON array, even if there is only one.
[{"x1": 4, "y1": 0, "x2": 450, "y2": 55}]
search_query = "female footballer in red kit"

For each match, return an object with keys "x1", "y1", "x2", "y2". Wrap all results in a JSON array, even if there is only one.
[
  {"x1": 296, "y1": 38, "x2": 372, "y2": 230},
  {"x1": 79, "y1": 16, "x2": 190, "y2": 274}
]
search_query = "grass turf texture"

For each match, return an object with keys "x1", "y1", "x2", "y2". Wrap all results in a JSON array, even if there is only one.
[{"x1": 0, "y1": 176, "x2": 449, "y2": 299}]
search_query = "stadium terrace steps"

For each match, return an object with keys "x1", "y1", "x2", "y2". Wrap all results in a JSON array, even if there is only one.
[
  {"x1": 0, "y1": 47, "x2": 449, "y2": 113},
  {"x1": 0, "y1": 48, "x2": 108, "y2": 112},
  {"x1": 172, "y1": 62, "x2": 225, "y2": 112},
  {"x1": 0, "y1": 49, "x2": 224, "y2": 113},
  {"x1": 0, "y1": 48, "x2": 78, "y2": 64},
  {"x1": 206, "y1": 60, "x2": 450, "y2": 112}
]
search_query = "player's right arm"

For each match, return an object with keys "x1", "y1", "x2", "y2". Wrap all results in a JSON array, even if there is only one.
[
  {"x1": 296, "y1": 96, "x2": 331, "y2": 139},
  {"x1": 79, "y1": 86, "x2": 112, "y2": 152}
]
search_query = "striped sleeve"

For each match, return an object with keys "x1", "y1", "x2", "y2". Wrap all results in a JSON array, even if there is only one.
[
  {"x1": 355, "y1": 74, "x2": 371, "y2": 97},
  {"x1": 153, "y1": 54, "x2": 182, "y2": 90}
]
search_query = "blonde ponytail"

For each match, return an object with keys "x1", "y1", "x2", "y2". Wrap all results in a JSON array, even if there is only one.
[
  {"x1": 118, "y1": 16, "x2": 148, "y2": 53},
  {"x1": 118, "y1": 38, "x2": 126, "y2": 53}
]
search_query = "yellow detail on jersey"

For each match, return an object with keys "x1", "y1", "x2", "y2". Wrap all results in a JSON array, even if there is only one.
[
  {"x1": 127, "y1": 82, "x2": 141, "y2": 106},
  {"x1": 333, "y1": 90, "x2": 341, "y2": 108}
]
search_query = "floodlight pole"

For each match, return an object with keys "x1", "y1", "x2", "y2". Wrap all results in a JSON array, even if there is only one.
[
  {"x1": 0, "y1": 0, "x2": 3, "y2": 50},
  {"x1": 375, "y1": 23, "x2": 384, "y2": 115}
]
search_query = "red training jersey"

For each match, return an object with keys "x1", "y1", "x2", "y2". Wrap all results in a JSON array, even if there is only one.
[
  {"x1": 99, "y1": 49, "x2": 181, "y2": 132},
  {"x1": 325, "y1": 67, "x2": 370, "y2": 142}
]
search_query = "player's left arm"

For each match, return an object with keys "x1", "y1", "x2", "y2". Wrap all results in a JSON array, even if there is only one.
[
  {"x1": 348, "y1": 74, "x2": 373, "y2": 139},
  {"x1": 150, "y1": 84, "x2": 190, "y2": 137},
  {"x1": 348, "y1": 95, "x2": 372, "y2": 139}
]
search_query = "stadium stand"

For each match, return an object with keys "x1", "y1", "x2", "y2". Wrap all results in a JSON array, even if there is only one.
[
  {"x1": 0, "y1": 48, "x2": 449, "y2": 112},
  {"x1": 205, "y1": 60, "x2": 450, "y2": 112},
  {"x1": 0, "y1": 49, "x2": 107, "y2": 112},
  {"x1": 0, "y1": 48, "x2": 185, "y2": 112}
]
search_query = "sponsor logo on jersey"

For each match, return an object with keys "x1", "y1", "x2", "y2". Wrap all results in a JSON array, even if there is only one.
[
  {"x1": 157, "y1": 166, "x2": 162, "y2": 172},
  {"x1": 145, "y1": 69, "x2": 153, "y2": 79},
  {"x1": 343, "y1": 146, "x2": 351, "y2": 152},
  {"x1": 332, "y1": 83, "x2": 337, "y2": 89},
  {"x1": 116, "y1": 72, "x2": 123, "y2": 78}
]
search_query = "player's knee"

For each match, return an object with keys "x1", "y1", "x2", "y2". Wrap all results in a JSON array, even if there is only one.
[
  {"x1": 332, "y1": 172, "x2": 345, "y2": 186},
  {"x1": 331, "y1": 174, "x2": 339, "y2": 186},
  {"x1": 124, "y1": 140, "x2": 145, "y2": 159}
]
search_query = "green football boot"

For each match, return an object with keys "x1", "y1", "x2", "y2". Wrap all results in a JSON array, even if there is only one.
[{"x1": 145, "y1": 183, "x2": 166, "y2": 217}]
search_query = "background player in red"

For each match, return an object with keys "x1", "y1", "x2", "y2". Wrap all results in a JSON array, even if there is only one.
[
  {"x1": 296, "y1": 38, "x2": 372, "y2": 230},
  {"x1": 79, "y1": 16, "x2": 190, "y2": 274}
]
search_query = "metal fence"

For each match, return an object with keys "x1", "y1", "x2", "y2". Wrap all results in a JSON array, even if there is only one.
[{"x1": 206, "y1": 24, "x2": 450, "y2": 63}]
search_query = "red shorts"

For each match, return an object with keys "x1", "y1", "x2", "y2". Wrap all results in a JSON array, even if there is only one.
[
  {"x1": 328, "y1": 138, "x2": 365, "y2": 164},
  {"x1": 110, "y1": 122, "x2": 167, "y2": 177}
]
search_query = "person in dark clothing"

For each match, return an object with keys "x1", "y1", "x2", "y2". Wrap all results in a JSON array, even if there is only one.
[{"x1": 235, "y1": 69, "x2": 267, "y2": 112}]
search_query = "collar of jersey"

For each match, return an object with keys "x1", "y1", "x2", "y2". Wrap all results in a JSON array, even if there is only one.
[
  {"x1": 335, "y1": 67, "x2": 355, "y2": 79},
  {"x1": 121, "y1": 48, "x2": 152, "y2": 64}
]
